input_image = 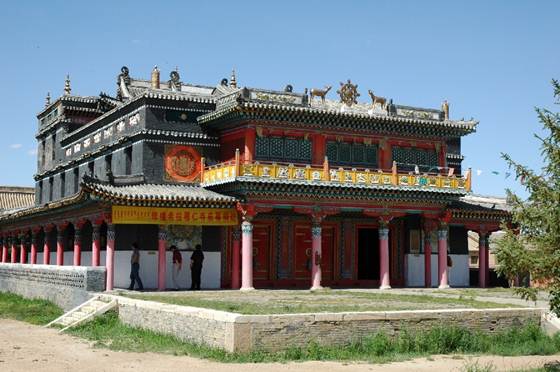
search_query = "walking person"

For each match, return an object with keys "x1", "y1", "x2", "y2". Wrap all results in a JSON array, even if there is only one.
[
  {"x1": 171, "y1": 245, "x2": 182, "y2": 290},
  {"x1": 190, "y1": 244, "x2": 204, "y2": 290},
  {"x1": 128, "y1": 242, "x2": 143, "y2": 290}
]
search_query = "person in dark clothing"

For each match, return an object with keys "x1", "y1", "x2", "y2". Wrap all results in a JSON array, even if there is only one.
[
  {"x1": 190, "y1": 244, "x2": 204, "y2": 290},
  {"x1": 128, "y1": 242, "x2": 143, "y2": 290}
]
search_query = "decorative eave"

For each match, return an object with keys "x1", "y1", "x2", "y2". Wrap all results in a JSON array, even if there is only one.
[
  {"x1": 82, "y1": 177, "x2": 237, "y2": 208},
  {"x1": 208, "y1": 180, "x2": 464, "y2": 205},
  {"x1": 199, "y1": 100, "x2": 478, "y2": 138}
]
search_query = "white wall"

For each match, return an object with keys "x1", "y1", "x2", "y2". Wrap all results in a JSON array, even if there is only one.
[
  {"x1": 36, "y1": 250, "x2": 222, "y2": 290},
  {"x1": 406, "y1": 253, "x2": 469, "y2": 287}
]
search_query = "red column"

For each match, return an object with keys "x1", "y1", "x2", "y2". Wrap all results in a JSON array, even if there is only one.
[
  {"x1": 73, "y1": 228, "x2": 82, "y2": 266},
  {"x1": 311, "y1": 221, "x2": 323, "y2": 290},
  {"x1": 379, "y1": 222, "x2": 391, "y2": 289},
  {"x1": 313, "y1": 134, "x2": 326, "y2": 165},
  {"x1": 485, "y1": 236, "x2": 490, "y2": 286},
  {"x1": 92, "y1": 225, "x2": 100, "y2": 267},
  {"x1": 438, "y1": 227, "x2": 449, "y2": 288},
  {"x1": 106, "y1": 224, "x2": 115, "y2": 290},
  {"x1": 1, "y1": 236, "x2": 8, "y2": 263},
  {"x1": 56, "y1": 228, "x2": 64, "y2": 266},
  {"x1": 423, "y1": 229, "x2": 432, "y2": 288},
  {"x1": 478, "y1": 232, "x2": 487, "y2": 288},
  {"x1": 19, "y1": 234, "x2": 27, "y2": 264},
  {"x1": 244, "y1": 127, "x2": 256, "y2": 162},
  {"x1": 11, "y1": 235, "x2": 17, "y2": 263},
  {"x1": 158, "y1": 226, "x2": 167, "y2": 291},
  {"x1": 231, "y1": 228, "x2": 241, "y2": 289},
  {"x1": 240, "y1": 219, "x2": 254, "y2": 291},
  {"x1": 43, "y1": 228, "x2": 51, "y2": 265},
  {"x1": 30, "y1": 231, "x2": 38, "y2": 264}
]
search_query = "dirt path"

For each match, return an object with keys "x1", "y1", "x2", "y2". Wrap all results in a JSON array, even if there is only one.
[{"x1": 0, "y1": 319, "x2": 559, "y2": 372}]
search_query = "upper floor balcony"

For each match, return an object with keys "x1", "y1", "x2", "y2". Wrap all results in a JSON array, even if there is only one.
[{"x1": 201, "y1": 152, "x2": 471, "y2": 194}]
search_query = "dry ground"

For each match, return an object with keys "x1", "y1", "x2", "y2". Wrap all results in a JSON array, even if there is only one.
[{"x1": 1, "y1": 319, "x2": 559, "y2": 372}]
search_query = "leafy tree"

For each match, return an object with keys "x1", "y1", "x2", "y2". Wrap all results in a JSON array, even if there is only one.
[{"x1": 496, "y1": 79, "x2": 560, "y2": 315}]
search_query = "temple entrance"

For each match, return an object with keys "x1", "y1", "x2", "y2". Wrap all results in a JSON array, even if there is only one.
[
  {"x1": 357, "y1": 228, "x2": 379, "y2": 280},
  {"x1": 253, "y1": 223, "x2": 272, "y2": 281},
  {"x1": 321, "y1": 226, "x2": 335, "y2": 281}
]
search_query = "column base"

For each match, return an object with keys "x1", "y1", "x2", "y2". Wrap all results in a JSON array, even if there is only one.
[
  {"x1": 379, "y1": 285, "x2": 392, "y2": 290},
  {"x1": 240, "y1": 287, "x2": 255, "y2": 292},
  {"x1": 310, "y1": 285, "x2": 323, "y2": 291},
  {"x1": 438, "y1": 284, "x2": 450, "y2": 289}
]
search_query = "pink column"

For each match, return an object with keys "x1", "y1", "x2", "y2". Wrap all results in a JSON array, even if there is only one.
[
  {"x1": 91, "y1": 225, "x2": 100, "y2": 267},
  {"x1": 20, "y1": 235, "x2": 27, "y2": 264},
  {"x1": 43, "y1": 228, "x2": 51, "y2": 265},
  {"x1": 438, "y1": 228, "x2": 449, "y2": 288},
  {"x1": 157, "y1": 226, "x2": 167, "y2": 291},
  {"x1": 379, "y1": 224, "x2": 391, "y2": 289},
  {"x1": 240, "y1": 220, "x2": 254, "y2": 291},
  {"x1": 73, "y1": 228, "x2": 82, "y2": 266},
  {"x1": 56, "y1": 229, "x2": 64, "y2": 266},
  {"x1": 11, "y1": 235, "x2": 17, "y2": 263},
  {"x1": 478, "y1": 232, "x2": 487, "y2": 288},
  {"x1": 424, "y1": 230, "x2": 432, "y2": 288},
  {"x1": 231, "y1": 228, "x2": 241, "y2": 289},
  {"x1": 311, "y1": 222, "x2": 323, "y2": 290},
  {"x1": 105, "y1": 224, "x2": 115, "y2": 290},
  {"x1": 1, "y1": 237, "x2": 8, "y2": 263},
  {"x1": 30, "y1": 232, "x2": 38, "y2": 264}
]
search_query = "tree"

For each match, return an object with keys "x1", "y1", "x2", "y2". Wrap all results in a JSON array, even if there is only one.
[{"x1": 496, "y1": 79, "x2": 560, "y2": 315}]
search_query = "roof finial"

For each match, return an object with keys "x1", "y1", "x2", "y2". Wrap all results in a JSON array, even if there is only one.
[
  {"x1": 64, "y1": 74, "x2": 71, "y2": 96},
  {"x1": 151, "y1": 65, "x2": 160, "y2": 89},
  {"x1": 230, "y1": 68, "x2": 237, "y2": 88},
  {"x1": 45, "y1": 92, "x2": 51, "y2": 107}
]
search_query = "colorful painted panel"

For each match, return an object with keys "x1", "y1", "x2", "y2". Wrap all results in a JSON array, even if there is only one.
[{"x1": 164, "y1": 145, "x2": 201, "y2": 182}]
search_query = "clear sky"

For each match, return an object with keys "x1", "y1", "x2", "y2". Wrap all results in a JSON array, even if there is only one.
[{"x1": 0, "y1": 0, "x2": 558, "y2": 198}]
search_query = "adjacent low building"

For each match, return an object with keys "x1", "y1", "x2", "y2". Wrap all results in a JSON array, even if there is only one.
[{"x1": 0, "y1": 66, "x2": 510, "y2": 290}]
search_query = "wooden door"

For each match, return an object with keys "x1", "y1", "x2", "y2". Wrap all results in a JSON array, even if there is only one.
[
  {"x1": 252, "y1": 223, "x2": 271, "y2": 280},
  {"x1": 321, "y1": 225, "x2": 335, "y2": 281},
  {"x1": 294, "y1": 223, "x2": 312, "y2": 280}
]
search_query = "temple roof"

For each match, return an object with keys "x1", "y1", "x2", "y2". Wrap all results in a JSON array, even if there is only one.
[
  {"x1": 449, "y1": 194, "x2": 511, "y2": 222},
  {"x1": 0, "y1": 186, "x2": 35, "y2": 210},
  {"x1": 82, "y1": 177, "x2": 236, "y2": 207}
]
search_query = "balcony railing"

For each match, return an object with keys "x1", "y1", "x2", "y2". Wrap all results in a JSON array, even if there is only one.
[{"x1": 201, "y1": 152, "x2": 471, "y2": 192}]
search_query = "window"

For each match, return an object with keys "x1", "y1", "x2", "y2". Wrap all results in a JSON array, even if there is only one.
[
  {"x1": 125, "y1": 146, "x2": 132, "y2": 175},
  {"x1": 40, "y1": 140, "x2": 45, "y2": 169},
  {"x1": 105, "y1": 154, "x2": 112, "y2": 177},
  {"x1": 326, "y1": 141, "x2": 378, "y2": 167},
  {"x1": 255, "y1": 136, "x2": 312, "y2": 163},
  {"x1": 391, "y1": 146, "x2": 438, "y2": 173},
  {"x1": 88, "y1": 161, "x2": 94, "y2": 177},
  {"x1": 470, "y1": 256, "x2": 478, "y2": 265},
  {"x1": 48, "y1": 177, "x2": 53, "y2": 201},
  {"x1": 38, "y1": 181, "x2": 42, "y2": 204},
  {"x1": 73, "y1": 167, "x2": 79, "y2": 193},
  {"x1": 60, "y1": 172, "x2": 66, "y2": 198},
  {"x1": 51, "y1": 133, "x2": 56, "y2": 162}
]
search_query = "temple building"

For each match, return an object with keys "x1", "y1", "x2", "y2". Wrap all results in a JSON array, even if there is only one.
[{"x1": 0, "y1": 66, "x2": 510, "y2": 290}]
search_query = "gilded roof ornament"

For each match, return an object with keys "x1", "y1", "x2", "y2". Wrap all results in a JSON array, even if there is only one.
[
  {"x1": 230, "y1": 69, "x2": 237, "y2": 88},
  {"x1": 64, "y1": 74, "x2": 71, "y2": 96},
  {"x1": 337, "y1": 79, "x2": 359, "y2": 106},
  {"x1": 442, "y1": 100, "x2": 450, "y2": 120}
]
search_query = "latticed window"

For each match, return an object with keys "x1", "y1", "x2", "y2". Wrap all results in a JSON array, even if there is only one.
[
  {"x1": 391, "y1": 146, "x2": 438, "y2": 172},
  {"x1": 325, "y1": 141, "x2": 378, "y2": 168},
  {"x1": 254, "y1": 136, "x2": 312, "y2": 163}
]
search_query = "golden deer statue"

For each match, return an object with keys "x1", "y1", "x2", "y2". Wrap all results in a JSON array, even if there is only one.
[
  {"x1": 310, "y1": 86, "x2": 331, "y2": 103},
  {"x1": 368, "y1": 89, "x2": 387, "y2": 109}
]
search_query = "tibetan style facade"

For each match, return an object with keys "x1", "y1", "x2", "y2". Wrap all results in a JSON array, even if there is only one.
[{"x1": 0, "y1": 67, "x2": 510, "y2": 290}]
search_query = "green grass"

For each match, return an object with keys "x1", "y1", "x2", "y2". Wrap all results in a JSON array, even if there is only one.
[
  {"x1": 121, "y1": 289, "x2": 517, "y2": 315},
  {"x1": 68, "y1": 311, "x2": 560, "y2": 363},
  {"x1": 0, "y1": 292, "x2": 63, "y2": 325}
]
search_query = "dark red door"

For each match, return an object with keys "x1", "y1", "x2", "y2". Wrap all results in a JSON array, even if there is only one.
[
  {"x1": 321, "y1": 225, "x2": 335, "y2": 281},
  {"x1": 294, "y1": 223, "x2": 312, "y2": 280},
  {"x1": 253, "y1": 223, "x2": 271, "y2": 280}
]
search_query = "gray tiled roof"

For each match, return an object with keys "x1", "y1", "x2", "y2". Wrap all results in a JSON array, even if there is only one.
[
  {"x1": 0, "y1": 187, "x2": 35, "y2": 210},
  {"x1": 83, "y1": 180, "x2": 236, "y2": 207}
]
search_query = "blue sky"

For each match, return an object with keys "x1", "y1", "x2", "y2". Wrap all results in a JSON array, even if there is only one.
[{"x1": 0, "y1": 0, "x2": 558, "y2": 198}]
